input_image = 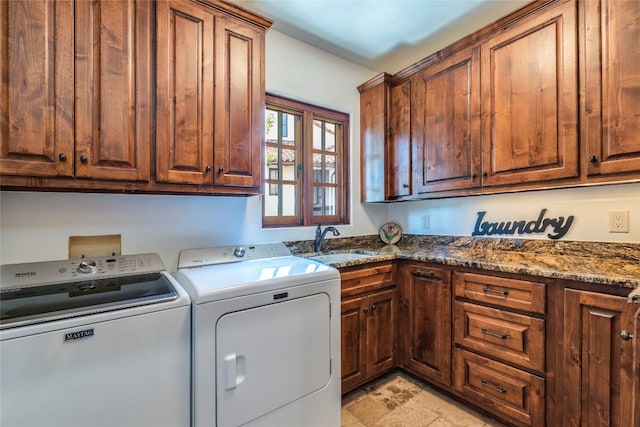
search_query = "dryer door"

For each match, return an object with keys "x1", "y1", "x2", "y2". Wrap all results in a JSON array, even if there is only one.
[{"x1": 216, "y1": 293, "x2": 331, "y2": 426}]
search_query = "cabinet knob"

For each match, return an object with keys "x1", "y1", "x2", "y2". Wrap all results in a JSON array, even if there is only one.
[
  {"x1": 58, "y1": 153, "x2": 67, "y2": 162},
  {"x1": 403, "y1": 183, "x2": 409, "y2": 189},
  {"x1": 471, "y1": 172, "x2": 477, "y2": 179},
  {"x1": 80, "y1": 154, "x2": 88, "y2": 164},
  {"x1": 363, "y1": 307, "x2": 369, "y2": 314},
  {"x1": 205, "y1": 165, "x2": 211, "y2": 173},
  {"x1": 620, "y1": 330, "x2": 633, "y2": 341},
  {"x1": 588, "y1": 155, "x2": 597, "y2": 163},
  {"x1": 371, "y1": 304, "x2": 376, "y2": 311},
  {"x1": 482, "y1": 171, "x2": 488, "y2": 177},
  {"x1": 218, "y1": 166, "x2": 224, "y2": 174}
]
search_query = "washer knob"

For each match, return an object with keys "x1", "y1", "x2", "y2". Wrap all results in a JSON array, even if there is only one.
[
  {"x1": 233, "y1": 247, "x2": 246, "y2": 258},
  {"x1": 77, "y1": 259, "x2": 97, "y2": 274}
]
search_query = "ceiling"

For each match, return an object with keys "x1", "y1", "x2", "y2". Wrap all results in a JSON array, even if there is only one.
[{"x1": 235, "y1": 0, "x2": 531, "y2": 73}]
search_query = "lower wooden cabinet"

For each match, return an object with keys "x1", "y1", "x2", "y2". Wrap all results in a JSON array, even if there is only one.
[
  {"x1": 562, "y1": 289, "x2": 639, "y2": 427},
  {"x1": 453, "y1": 349, "x2": 545, "y2": 427},
  {"x1": 340, "y1": 262, "x2": 397, "y2": 394},
  {"x1": 399, "y1": 263, "x2": 452, "y2": 387}
]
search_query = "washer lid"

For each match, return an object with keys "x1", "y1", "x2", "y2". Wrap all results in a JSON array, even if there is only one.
[{"x1": 174, "y1": 256, "x2": 339, "y2": 303}]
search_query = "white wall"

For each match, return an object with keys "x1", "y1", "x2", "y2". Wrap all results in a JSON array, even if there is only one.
[
  {"x1": 387, "y1": 183, "x2": 640, "y2": 242},
  {"x1": 0, "y1": 30, "x2": 385, "y2": 270},
  {"x1": 1, "y1": 30, "x2": 638, "y2": 272}
]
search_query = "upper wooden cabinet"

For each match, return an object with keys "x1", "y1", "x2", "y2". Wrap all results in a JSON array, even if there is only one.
[
  {"x1": 359, "y1": 0, "x2": 639, "y2": 201},
  {"x1": 388, "y1": 80, "x2": 412, "y2": 198},
  {"x1": 415, "y1": 47, "x2": 480, "y2": 194},
  {"x1": 1, "y1": 0, "x2": 271, "y2": 195},
  {"x1": 0, "y1": 0, "x2": 75, "y2": 178},
  {"x1": 480, "y1": 0, "x2": 578, "y2": 187},
  {"x1": 358, "y1": 73, "x2": 390, "y2": 203},
  {"x1": 582, "y1": 0, "x2": 640, "y2": 177},
  {"x1": 75, "y1": 0, "x2": 153, "y2": 182},
  {"x1": 1, "y1": 0, "x2": 151, "y2": 182},
  {"x1": 156, "y1": 0, "x2": 264, "y2": 190}
]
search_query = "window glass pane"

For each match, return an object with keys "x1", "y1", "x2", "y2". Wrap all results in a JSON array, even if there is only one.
[
  {"x1": 265, "y1": 110, "x2": 278, "y2": 142},
  {"x1": 281, "y1": 184, "x2": 297, "y2": 216},
  {"x1": 325, "y1": 123, "x2": 336, "y2": 152},
  {"x1": 312, "y1": 120, "x2": 323, "y2": 150},
  {"x1": 325, "y1": 186, "x2": 336, "y2": 216},
  {"x1": 265, "y1": 146, "x2": 278, "y2": 168},
  {"x1": 281, "y1": 148, "x2": 296, "y2": 180},
  {"x1": 282, "y1": 113, "x2": 296, "y2": 146},
  {"x1": 325, "y1": 154, "x2": 336, "y2": 183},
  {"x1": 313, "y1": 153, "x2": 322, "y2": 182}
]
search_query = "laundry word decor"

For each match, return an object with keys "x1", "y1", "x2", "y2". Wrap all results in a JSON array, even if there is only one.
[{"x1": 471, "y1": 209, "x2": 574, "y2": 240}]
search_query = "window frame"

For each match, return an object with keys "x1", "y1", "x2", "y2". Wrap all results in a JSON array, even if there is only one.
[{"x1": 263, "y1": 94, "x2": 350, "y2": 228}]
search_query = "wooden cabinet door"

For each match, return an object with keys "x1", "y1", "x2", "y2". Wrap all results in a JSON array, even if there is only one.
[
  {"x1": 582, "y1": 0, "x2": 640, "y2": 176},
  {"x1": 563, "y1": 289, "x2": 637, "y2": 427},
  {"x1": 341, "y1": 295, "x2": 368, "y2": 394},
  {"x1": 416, "y1": 47, "x2": 480, "y2": 193},
  {"x1": 481, "y1": 0, "x2": 578, "y2": 187},
  {"x1": 213, "y1": 15, "x2": 263, "y2": 188},
  {"x1": 366, "y1": 288, "x2": 397, "y2": 378},
  {"x1": 0, "y1": 0, "x2": 74, "y2": 177},
  {"x1": 388, "y1": 80, "x2": 411, "y2": 198},
  {"x1": 75, "y1": 0, "x2": 152, "y2": 181},
  {"x1": 358, "y1": 73, "x2": 390, "y2": 203},
  {"x1": 156, "y1": 0, "x2": 214, "y2": 185},
  {"x1": 404, "y1": 264, "x2": 452, "y2": 387}
]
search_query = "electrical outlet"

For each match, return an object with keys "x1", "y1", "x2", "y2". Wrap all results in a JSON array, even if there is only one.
[
  {"x1": 608, "y1": 211, "x2": 629, "y2": 233},
  {"x1": 421, "y1": 215, "x2": 430, "y2": 230}
]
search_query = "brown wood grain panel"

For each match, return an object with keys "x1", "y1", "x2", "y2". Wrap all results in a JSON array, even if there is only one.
[
  {"x1": 213, "y1": 14, "x2": 263, "y2": 187},
  {"x1": 388, "y1": 80, "x2": 411, "y2": 198},
  {"x1": 367, "y1": 288, "x2": 397, "y2": 377},
  {"x1": 0, "y1": 0, "x2": 74, "y2": 177},
  {"x1": 583, "y1": 0, "x2": 640, "y2": 176},
  {"x1": 156, "y1": 0, "x2": 214, "y2": 184},
  {"x1": 454, "y1": 301, "x2": 545, "y2": 372},
  {"x1": 404, "y1": 264, "x2": 452, "y2": 387},
  {"x1": 341, "y1": 295, "x2": 367, "y2": 393},
  {"x1": 418, "y1": 47, "x2": 480, "y2": 193},
  {"x1": 75, "y1": 0, "x2": 151, "y2": 181},
  {"x1": 454, "y1": 349, "x2": 545, "y2": 427},
  {"x1": 358, "y1": 73, "x2": 390, "y2": 202},
  {"x1": 481, "y1": 0, "x2": 578, "y2": 186},
  {"x1": 563, "y1": 289, "x2": 637, "y2": 427}
]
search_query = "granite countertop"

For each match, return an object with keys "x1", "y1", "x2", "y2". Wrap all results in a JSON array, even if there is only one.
[{"x1": 286, "y1": 235, "x2": 640, "y2": 296}]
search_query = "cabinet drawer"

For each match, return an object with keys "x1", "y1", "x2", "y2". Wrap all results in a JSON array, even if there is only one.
[
  {"x1": 454, "y1": 301, "x2": 544, "y2": 372},
  {"x1": 454, "y1": 349, "x2": 545, "y2": 427},
  {"x1": 453, "y1": 271, "x2": 545, "y2": 314},
  {"x1": 340, "y1": 262, "x2": 393, "y2": 297}
]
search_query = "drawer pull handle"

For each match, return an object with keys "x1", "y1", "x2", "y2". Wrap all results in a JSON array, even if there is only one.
[
  {"x1": 481, "y1": 328, "x2": 508, "y2": 340},
  {"x1": 483, "y1": 286, "x2": 509, "y2": 296},
  {"x1": 481, "y1": 379, "x2": 506, "y2": 394},
  {"x1": 620, "y1": 330, "x2": 633, "y2": 341},
  {"x1": 415, "y1": 270, "x2": 435, "y2": 277}
]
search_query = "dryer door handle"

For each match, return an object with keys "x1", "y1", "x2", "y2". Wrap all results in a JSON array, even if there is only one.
[{"x1": 223, "y1": 353, "x2": 246, "y2": 390}]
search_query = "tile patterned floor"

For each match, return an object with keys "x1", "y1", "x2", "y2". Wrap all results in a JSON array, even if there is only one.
[{"x1": 341, "y1": 372, "x2": 507, "y2": 427}]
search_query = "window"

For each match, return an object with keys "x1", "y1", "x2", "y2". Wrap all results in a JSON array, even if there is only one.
[{"x1": 263, "y1": 94, "x2": 349, "y2": 228}]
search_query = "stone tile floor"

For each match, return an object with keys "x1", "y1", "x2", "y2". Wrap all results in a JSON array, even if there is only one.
[{"x1": 341, "y1": 371, "x2": 507, "y2": 427}]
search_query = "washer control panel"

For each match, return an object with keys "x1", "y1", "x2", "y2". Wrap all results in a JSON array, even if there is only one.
[{"x1": 1, "y1": 253, "x2": 166, "y2": 289}]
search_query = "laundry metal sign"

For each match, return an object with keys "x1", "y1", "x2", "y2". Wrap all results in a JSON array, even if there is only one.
[{"x1": 472, "y1": 209, "x2": 574, "y2": 240}]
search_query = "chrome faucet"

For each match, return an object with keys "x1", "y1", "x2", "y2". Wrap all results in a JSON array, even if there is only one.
[{"x1": 314, "y1": 224, "x2": 340, "y2": 252}]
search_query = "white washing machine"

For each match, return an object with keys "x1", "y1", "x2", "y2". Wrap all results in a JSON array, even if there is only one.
[
  {"x1": 0, "y1": 253, "x2": 191, "y2": 427},
  {"x1": 173, "y1": 243, "x2": 341, "y2": 427}
]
